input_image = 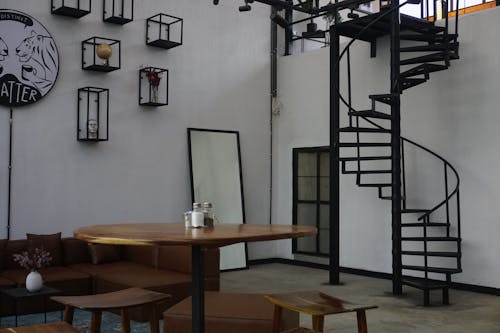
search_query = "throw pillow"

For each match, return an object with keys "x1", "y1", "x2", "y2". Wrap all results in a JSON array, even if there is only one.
[
  {"x1": 26, "y1": 232, "x2": 63, "y2": 267},
  {"x1": 88, "y1": 244, "x2": 121, "y2": 264},
  {"x1": 62, "y1": 238, "x2": 91, "y2": 266}
]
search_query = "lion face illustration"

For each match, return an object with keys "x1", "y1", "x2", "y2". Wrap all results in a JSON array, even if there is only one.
[
  {"x1": 0, "y1": 37, "x2": 8, "y2": 61},
  {"x1": 15, "y1": 31, "x2": 57, "y2": 83}
]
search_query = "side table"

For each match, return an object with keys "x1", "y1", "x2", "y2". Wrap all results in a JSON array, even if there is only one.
[{"x1": 1, "y1": 286, "x2": 62, "y2": 327}]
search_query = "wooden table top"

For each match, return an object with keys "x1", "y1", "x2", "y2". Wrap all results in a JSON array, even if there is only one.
[
  {"x1": 51, "y1": 287, "x2": 170, "y2": 310},
  {"x1": 74, "y1": 223, "x2": 316, "y2": 247},
  {"x1": 265, "y1": 291, "x2": 378, "y2": 316}
]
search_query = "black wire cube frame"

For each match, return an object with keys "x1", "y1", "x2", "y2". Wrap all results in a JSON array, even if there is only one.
[
  {"x1": 146, "y1": 13, "x2": 184, "y2": 50},
  {"x1": 139, "y1": 67, "x2": 169, "y2": 107},
  {"x1": 82, "y1": 37, "x2": 121, "y2": 72},
  {"x1": 103, "y1": 0, "x2": 134, "y2": 25},
  {"x1": 77, "y1": 87, "x2": 109, "y2": 142},
  {"x1": 51, "y1": 0, "x2": 91, "y2": 18}
]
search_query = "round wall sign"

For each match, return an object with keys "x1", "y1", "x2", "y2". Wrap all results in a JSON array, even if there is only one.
[{"x1": 0, "y1": 9, "x2": 59, "y2": 107}]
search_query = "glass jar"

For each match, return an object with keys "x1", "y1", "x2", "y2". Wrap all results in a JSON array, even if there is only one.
[
  {"x1": 191, "y1": 203, "x2": 204, "y2": 228},
  {"x1": 202, "y1": 202, "x2": 214, "y2": 228}
]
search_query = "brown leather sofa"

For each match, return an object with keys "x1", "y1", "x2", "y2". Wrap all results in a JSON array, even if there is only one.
[{"x1": 0, "y1": 234, "x2": 220, "y2": 321}]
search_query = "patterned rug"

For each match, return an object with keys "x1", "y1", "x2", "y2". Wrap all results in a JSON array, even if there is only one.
[{"x1": 0, "y1": 310, "x2": 159, "y2": 333}]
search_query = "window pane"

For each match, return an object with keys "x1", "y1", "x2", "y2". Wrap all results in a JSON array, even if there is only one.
[
  {"x1": 298, "y1": 153, "x2": 317, "y2": 177},
  {"x1": 298, "y1": 177, "x2": 317, "y2": 200},
  {"x1": 320, "y1": 177, "x2": 329, "y2": 201},
  {"x1": 319, "y1": 153, "x2": 329, "y2": 177},
  {"x1": 297, "y1": 203, "x2": 316, "y2": 227},
  {"x1": 319, "y1": 204, "x2": 330, "y2": 229},
  {"x1": 297, "y1": 236, "x2": 317, "y2": 253},
  {"x1": 319, "y1": 228, "x2": 330, "y2": 254}
]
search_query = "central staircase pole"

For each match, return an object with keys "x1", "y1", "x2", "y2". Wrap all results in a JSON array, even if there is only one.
[
  {"x1": 329, "y1": 23, "x2": 341, "y2": 285},
  {"x1": 390, "y1": 0, "x2": 403, "y2": 295}
]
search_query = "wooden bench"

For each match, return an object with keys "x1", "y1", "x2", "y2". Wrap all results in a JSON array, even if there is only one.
[
  {"x1": 265, "y1": 291, "x2": 377, "y2": 333},
  {"x1": 51, "y1": 287, "x2": 170, "y2": 333},
  {"x1": 0, "y1": 322, "x2": 80, "y2": 333}
]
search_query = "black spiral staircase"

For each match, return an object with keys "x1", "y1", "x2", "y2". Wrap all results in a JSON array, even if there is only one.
[{"x1": 330, "y1": 1, "x2": 462, "y2": 305}]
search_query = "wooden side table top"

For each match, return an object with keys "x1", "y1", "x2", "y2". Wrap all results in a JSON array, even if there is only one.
[
  {"x1": 74, "y1": 223, "x2": 317, "y2": 247},
  {"x1": 265, "y1": 291, "x2": 378, "y2": 316},
  {"x1": 0, "y1": 322, "x2": 80, "y2": 333},
  {"x1": 51, "y1": 287, "x2": 170, "y2": 310}
]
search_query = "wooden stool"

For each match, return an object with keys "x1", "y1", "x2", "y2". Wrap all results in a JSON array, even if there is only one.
[
  {"x1": 51, "y1": 287, "x2": 170, "y2": 333},
  {"x1": 265, "y1": 291, "x2": 377, "y2": 333},
  {"x1": 0, "y1": 322, "x2": 80, "y2": 333}
]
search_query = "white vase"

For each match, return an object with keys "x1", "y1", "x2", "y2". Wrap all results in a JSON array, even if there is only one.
[{"x1": 26, "y1": 271, "x2": 43, "y2": 292}]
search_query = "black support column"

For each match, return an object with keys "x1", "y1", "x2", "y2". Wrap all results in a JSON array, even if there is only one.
[
  {"x1": 328, "y1": 24, "x2": 340, "y2": 285},
  {"x1": 192, "y1": 245, "x2": 205, "y2": 333},
  {"x1": 390, "y1": 0, "x2": 403, "y2": 295}
]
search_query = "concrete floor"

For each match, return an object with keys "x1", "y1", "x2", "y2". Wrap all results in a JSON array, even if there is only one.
[{"x1": 220, "y1": 263, "x2": 500, "y2": 333}]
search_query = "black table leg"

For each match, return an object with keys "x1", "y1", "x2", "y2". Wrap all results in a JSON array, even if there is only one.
[{"x1": 192, "y1": 245, "x2": 205, "y2": 333}]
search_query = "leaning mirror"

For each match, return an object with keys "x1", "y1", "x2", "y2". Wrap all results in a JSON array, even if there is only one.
[{"x1": 188, "y1": 128, "x2": 248, "y2": 271}]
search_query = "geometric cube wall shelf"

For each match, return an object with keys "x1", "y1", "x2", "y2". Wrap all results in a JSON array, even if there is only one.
[
  {"x1": 77, "y1": 87, "x2": 109, "y2": 142},
  {"x1": 139, "y1": 66, "x2": 169, "y2": 107},
  {"x1": 51, "y1": 0, "x2": 91, "y2": 18},
  {"x1": 103, "y1": 0, "x2": 134, "y2": 25},
  {"x1": 146, "y1": 13, "x2": 183, "y2": 50},
  {"x1": 82, "y1": 37, "x2": 121, "y2": 72}
]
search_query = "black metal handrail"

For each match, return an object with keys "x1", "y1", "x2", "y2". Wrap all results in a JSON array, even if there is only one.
[{"x1": 402, "y1": 137, "x2": 460, "y2": 221}]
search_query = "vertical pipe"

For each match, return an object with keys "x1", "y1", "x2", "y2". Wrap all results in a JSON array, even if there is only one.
[
  {"x1": 455, "y1": 0, "x2": 459, "y2": 37},
  {"x1": 444, "y1": 0, "x2": 450, "y2": 66},
  {"x1": 444, "y1": 164, "x2": 450, "y2": 237},
  {"x1": 285, "y1": 0, "x2": 293, "y2": 55},
  {"x1": 192, "y1": 245, "x2": 205, "y2": 333},
  {"x1": 390, "y1": 0, "x2": 403, "y2": 296},
  {"x1": 270, "y1": 5, "x2": 278, "y2": 224},
  {"x1": 328, "y1": 24, "x2": 340, "y2": 285},
  {"x1": 423, "y1": 216, "x2": 429, "y2": 280},
  {"x1": 401, "y1": 139, "x2": 407, "y2": 210},
  {"x1": 131, "y1": 0, "x2": 134, "y2": 21},
  {"x1": 316, "y1": 153, "x2": 321, "y2": 253},
  {"x1": 456, "y1": 190, "x2": 462, "y2": 270},
  {"x1": 7, "y1": 108, "x2": 13, "y2": 240},
  {"x1": 347, "y1": 49, "x2": 353, "y2": 128}
]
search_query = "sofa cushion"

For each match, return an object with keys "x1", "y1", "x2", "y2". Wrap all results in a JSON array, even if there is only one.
[
  {"x1": 88, "y1": 244, "x2": 121, "y2": 264},
  {"x1": 1, "y1": 266, "x2": 91, "y2": 285},
  {"x1": 157, "y1": 246, "x2": 219, "y2": 277},
  {"x1": 0, "y1": 276, "x2": 15, "y2": 289},
  {"x1": 3, "y1": 240, "x2": 29, "y2": 270},
  {"x1": 0, "y1": 239, "x2": 7, "y2": 271},
  {"x1": 27, "y1": 233, "x2": 63, "y2": 267},
  {"x1": 122, "y1": 246, "x2": 155, "y2": 267},
  {"x1": 62, "y1": 238, "x2": 91, "y2": 266},
  {"x1": 70, "y1": 261, "x2": 191, "y2": 288}
]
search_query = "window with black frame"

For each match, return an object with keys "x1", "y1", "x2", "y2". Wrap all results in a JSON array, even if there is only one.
[{"x1": 292, "y1": 147, "x2": 330, "y2": 256}]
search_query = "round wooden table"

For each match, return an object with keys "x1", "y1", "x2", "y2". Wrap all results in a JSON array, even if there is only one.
[{"x1": 74, "y1": 223, "x2": 316, "y2": 333}]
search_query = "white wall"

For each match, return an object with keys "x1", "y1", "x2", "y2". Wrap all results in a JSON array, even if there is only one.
[
  {"x1": 274, "y1": 7, "x2": 500, "y2": 288},
  {"x1": 0, "y1": 0, "x2": 274, "y2": 259}
]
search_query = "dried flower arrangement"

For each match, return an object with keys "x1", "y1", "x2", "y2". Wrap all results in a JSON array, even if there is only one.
[{"x1": 13, "y1": 248, "x2": 52, "y2": 272}]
